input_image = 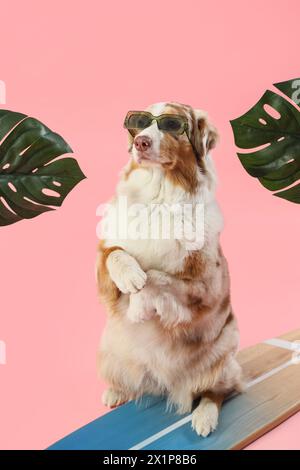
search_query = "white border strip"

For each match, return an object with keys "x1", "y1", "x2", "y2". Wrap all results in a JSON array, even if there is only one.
[
  {"x1": 130, "y1": 340, "x2": 297, "y2": 450},
  {"x1": 130, "y1": 414, "x2": 194, "y2": 450},
  {"x1": 245, "y1": 358, "x2": 294, "y2": 389}
]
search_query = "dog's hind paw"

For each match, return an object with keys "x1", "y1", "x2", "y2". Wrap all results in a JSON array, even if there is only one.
[
  {"x1": 127, "y1": 289, "x2": 156, "y2": 323},
  {"x1": 101, "y1": 388, "x2": 127, "y2": 408}
]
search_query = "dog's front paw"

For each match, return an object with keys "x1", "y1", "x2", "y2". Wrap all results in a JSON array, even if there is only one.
[
  {"x1": 106, "y1": 250, "x2": 147, "y2": 294},
  {"x1": 147, "y1": 269, "x2": 171, "y2": 286},
  {"x1": 155, "y1": 293, "x2": 192, "y2": 326},
  {"x1": 191, "y1": 397, "x2": 219, "y2": 437},
  {"x1": 127, "y1": 289, "x2": 156, "y2": 323}
]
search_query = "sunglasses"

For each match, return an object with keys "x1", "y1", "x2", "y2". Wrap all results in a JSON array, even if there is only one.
[
  {"x1": 123, "y1": 110, "x2": 202, "y2": 162},
  {"x1": 124, "y1": 111, "x2": 189, "y2": 136}
]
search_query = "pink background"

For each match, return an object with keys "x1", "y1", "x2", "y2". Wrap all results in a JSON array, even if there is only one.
[{"x1": 0, "y1": 0, "x2": 299, "y2": 450}]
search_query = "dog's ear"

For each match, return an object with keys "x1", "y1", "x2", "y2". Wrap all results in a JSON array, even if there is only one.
[{"x1": 193, "y1": 110, "x2": 219, "y2": 159}]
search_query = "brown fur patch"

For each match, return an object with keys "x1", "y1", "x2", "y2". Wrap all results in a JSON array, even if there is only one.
[
  {"x1": 170, "y1": 246, "x2": 232, "y2": 337},
  {"x1": 191, "y1": 355, "x2": 228, "y2": 396},
  {"x1": 162, "y1": 136, "x2": 199, "y2": 194},
  {"x1": 175, "y1": 250, "x2": 206, "y2": 280},
  {"x1": 97, "y1": 243, "x2": 122, "y2": 313},
  {"x1": 224, "y1": 311, "x2": 233, "y2": 326},
  {"x1": 201, "y1": 390, "x2": 225, "y2": 410},
  {"x1": 219, "y1": 294, "x2": 230, "y2": 313}
]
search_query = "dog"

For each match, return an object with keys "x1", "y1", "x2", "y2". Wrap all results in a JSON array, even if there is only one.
[{"x1": 96, "y1": 102, "x2": 243, "y2": 437}]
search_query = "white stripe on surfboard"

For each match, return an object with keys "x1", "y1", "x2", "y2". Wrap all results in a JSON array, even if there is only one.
[
  {"x1": 264, "y1": 338, "x2": 300, "y2": 351},
  {"x1": 245, "y1": 358, "x2": 294, "y2": 389},
  {"x1": 129, "y1": 341, "x2": 297, "y2": 450}
]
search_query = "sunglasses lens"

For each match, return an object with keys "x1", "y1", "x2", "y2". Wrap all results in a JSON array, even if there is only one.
[
  {"x1": 159, "y1": 116, "x2": 184, "y2": 133},
  {"x1": 126, "y1": 113, "x2": 152, "y2": 130}
]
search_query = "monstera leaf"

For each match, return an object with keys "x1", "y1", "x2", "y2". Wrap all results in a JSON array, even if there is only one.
[
  {"x1": 0, "y1": 109, "x2": 85, "y2": 225},
  {"x1": 275, "y1": 78, "x2": 300, "y2": 106},
  {"x1": 230, "y1": 78, "x2": 300, "y2": 203}
]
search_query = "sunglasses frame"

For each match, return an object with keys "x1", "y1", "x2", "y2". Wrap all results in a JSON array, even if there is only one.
[{"x1": 123, "y1": 110, "x2": 189, "y2": 136}]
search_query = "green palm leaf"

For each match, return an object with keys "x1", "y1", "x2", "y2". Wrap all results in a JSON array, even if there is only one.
[
  {"x1": 0, "y1": 109, "x2": 85, "y2": 225},
  {"x1": 274, "y1": 78, "x2": 300, "y2": 106},
  {"x1": 230, "y1": 78, "x2": 300, "y2": 203}
]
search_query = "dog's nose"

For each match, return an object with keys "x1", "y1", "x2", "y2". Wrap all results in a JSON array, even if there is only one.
[{"x1": 134, "y1": 135, "x2": 152, "y2": 152}]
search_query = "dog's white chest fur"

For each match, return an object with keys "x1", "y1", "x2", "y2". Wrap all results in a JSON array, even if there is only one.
[
  {"x1": 104, "y1": 167, "x2": 189, "y2": 273},
  {"x1": 102, "y1": 164, "x2": 222, "y2": 274}
]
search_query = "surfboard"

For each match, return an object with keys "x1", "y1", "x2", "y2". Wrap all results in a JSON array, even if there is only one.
[{"x1": 48, "y1": 329, "x2": 300, "y2": 450}]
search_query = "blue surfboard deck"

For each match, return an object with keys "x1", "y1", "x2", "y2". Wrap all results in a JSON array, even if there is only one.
[{"x1": 48, "y1": 329, "x2": 300, "y2": 450}]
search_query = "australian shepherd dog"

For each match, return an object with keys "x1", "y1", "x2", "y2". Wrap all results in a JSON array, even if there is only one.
[{"x1": 96, "y1": 102, "x2": 243, "y2": 437}]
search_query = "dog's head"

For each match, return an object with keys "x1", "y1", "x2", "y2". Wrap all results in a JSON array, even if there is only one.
[{"x1": 124, "y1": 102, "x2": 219, "y2": 193}]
